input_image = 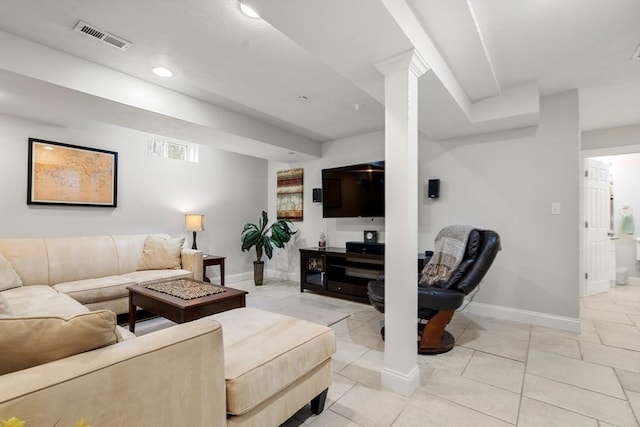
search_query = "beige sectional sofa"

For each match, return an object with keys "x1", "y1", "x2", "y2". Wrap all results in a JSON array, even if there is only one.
[
  {"x1": 0, "y1": 234, "x2": 335, "y2": 426},
  {"x1": 0, "y1": 234, "x2": 203, "y2": 315}
]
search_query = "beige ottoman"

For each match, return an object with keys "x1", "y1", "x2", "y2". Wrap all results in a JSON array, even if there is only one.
[{"x1": 209, "y1": 307, "x2": 336, "y2": 427}]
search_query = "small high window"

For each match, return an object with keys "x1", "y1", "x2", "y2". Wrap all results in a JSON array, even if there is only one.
[{"x1": 147, "y1": 138, "x2": 199, "y2": 162}]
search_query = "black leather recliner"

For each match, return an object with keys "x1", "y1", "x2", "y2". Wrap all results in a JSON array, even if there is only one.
[{"x1": 367, "y1": 229, "x2": 500, "y2": 355}]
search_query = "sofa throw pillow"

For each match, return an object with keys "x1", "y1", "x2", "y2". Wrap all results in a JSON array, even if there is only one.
[
  {"x1": 136, "y1": 236, "x2": 185, "y2": 271},
  {"x1": 0, "y1": 310, "x2": 119, "y2": 375},
  {"x1": 0, "y1": 253, "x2": 22, "y2": 291}
]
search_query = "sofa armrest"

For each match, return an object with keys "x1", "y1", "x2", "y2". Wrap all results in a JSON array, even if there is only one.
[
  {"x1": 0, "y1": 318, "x2": 226, "y2": 426},
  {"x1": 181, "y1": 249, "x2": 203, "y2": 281}
]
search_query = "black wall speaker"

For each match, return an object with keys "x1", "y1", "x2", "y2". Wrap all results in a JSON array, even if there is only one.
[
  {"x1": 428, "y1": 179, "x2": 440, "y2": 199},
  {"x1": 312, "y1": 188, "x2": 322, "y2": 203}
]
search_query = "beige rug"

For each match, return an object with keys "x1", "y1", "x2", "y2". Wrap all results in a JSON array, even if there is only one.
[
  {"x1": 250, "y1": 296, "x2": 350, "y2": 327},
  {"x1": 132, "y1": 298, "x2": 349, "y2": 337}
]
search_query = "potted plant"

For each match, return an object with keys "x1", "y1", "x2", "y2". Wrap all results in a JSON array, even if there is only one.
[{"x1": 241, "y1": 211, "x2": 297, "y2": 285}]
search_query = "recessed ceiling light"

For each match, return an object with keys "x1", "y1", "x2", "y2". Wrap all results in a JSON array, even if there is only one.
[
  {"x1": 152, "y1": 67, "x2": 173, "y2": 78},
  {"x1": 238, "y1": 2, "x2": 261, "y2": 19}
]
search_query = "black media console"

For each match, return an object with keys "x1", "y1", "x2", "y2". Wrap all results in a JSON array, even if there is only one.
[
  {"x1": 300, "y1": 247, "x2": 430, "y2": 304},
  {"x1": 300, "y1": 247, "x2": 384, "y2": 303}
]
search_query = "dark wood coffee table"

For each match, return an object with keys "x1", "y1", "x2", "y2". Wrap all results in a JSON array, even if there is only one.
[{"x1": 127, "y1": 278, "x2": 247, "y2": 332}]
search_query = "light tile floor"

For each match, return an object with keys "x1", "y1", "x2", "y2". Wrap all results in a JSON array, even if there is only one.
[{"x1": 230, "y1": 278, "x2": 640, "y2": 426}]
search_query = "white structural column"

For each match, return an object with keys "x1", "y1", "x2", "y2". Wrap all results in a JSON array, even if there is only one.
[{"x1": 375, "y1": 50, "x2": 429, "y2": 396}]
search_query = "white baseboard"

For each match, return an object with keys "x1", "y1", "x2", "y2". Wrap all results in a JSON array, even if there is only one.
[
  {"x1": 230, "y1": 273, "x2": 582, "y2": 333},
  {"x1": 464, "y1": 301, "x2": 581, "y2": 333},
  {"x1": 226, "y1": 270, "x2": 297, "y2": 285},
  {"x1": 223, "y1": 272, "x2": 253, "y2": 284},
  {"x1": 265, "y1": 269, "x2": 298, "y2": 282},
  {"x1": 381, "y1": 365, "x2": 421, "y2": 397}
]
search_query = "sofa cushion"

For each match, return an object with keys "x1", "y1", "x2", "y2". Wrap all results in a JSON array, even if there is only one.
[
  {"x1": 45, "y1": 236, "x2": 120, "y2": 285},
  {"x1": 0, "y1": 293, "x2": 12, "y2": 316},
  {"x1": 122, "y1": 269, "x2": 191, "y2": 285},
  {"x1": 53, "y1": 275, "x2": 137, "y2": 305},
  {"x1": 0, "y1": 284, "x2": 57, "y2": 299},
  {"x1": 0, "y1": 253, "x2": 22, "y2": 291},
  {"x1": 0, "y1": 310, "x2": 119, "y2": 374},
  {"x1": 137, "y1": 236, "x2": 185, "y2": 271},
  {"x1": 209, "y1": 307, "x2": 336, "y2": 416},
  {"x1": 2, "y1": 285, "x2": 89, "y2": 318},
  {"x1": 0, "y1": 238, "x2": 49, "y2": 286}
]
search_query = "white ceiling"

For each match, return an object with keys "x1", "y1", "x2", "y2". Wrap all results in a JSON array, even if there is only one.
[{"x1": 0, "y1": 0, "x2": 638, "y2": 160}]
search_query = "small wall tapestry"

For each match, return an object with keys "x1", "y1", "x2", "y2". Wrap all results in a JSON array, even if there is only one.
[{"x1": 277, "y1": 168, "x2": 303, "y2": 221}]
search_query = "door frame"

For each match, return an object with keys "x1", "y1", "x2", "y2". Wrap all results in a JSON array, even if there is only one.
[{"x1": 579, "y1": 144, "x2": 640, "y2": 296}]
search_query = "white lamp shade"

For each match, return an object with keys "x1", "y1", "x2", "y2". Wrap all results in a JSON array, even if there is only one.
[{"x1": 185, "y1": 214, "x2": 204, "y2": 231}]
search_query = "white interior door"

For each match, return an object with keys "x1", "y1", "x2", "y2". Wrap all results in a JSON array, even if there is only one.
[{"x1": 585, "y1": 158, "x2": 610, "y2": 295}]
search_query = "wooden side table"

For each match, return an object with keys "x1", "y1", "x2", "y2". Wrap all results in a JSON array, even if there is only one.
[{"x1": 203, "y1": 255, "x2": 226, "y2": 286}]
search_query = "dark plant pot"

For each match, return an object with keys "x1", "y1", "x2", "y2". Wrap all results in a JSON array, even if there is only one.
[{"x1": 253, "y1": 261, "x2": 264, "y2": 286}]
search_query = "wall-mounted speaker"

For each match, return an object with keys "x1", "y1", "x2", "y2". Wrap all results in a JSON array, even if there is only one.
[
  {"x1": 428, "y1": 179, "x2": 440, "y2": 199},
  {"x1": 312, "y1": 188, "x2": 322, "y2": 203}
]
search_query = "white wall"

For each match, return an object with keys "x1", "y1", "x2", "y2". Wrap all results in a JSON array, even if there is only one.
[
  {"x1": 419, "y1": 91, "x2": 581, "y2": 325},
  {"x1": 267, "y1": 131, "x2": 386, "y2": 280},
  {"x1": 582, "y1": 124, "x2": 640, "y2": 151},
  {"x1": 275, "y1": 91, "x2": 581, "y2": 329},
  {"x1": 0, "y1": 114, "x2": 268, "y2": 280}
]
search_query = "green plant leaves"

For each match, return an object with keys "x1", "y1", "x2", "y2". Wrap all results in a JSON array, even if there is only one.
[
  {"x1": 259, "y1": 210, "x2": 268, "y2": 232},
  {"x1": 270, "y1": 220, "x2": 293, "y2": 247},
  {"x1": 240, "y1": 224, "x2": 261, "y2": 252},
  {"x1": 263, "y1": 235, "x2": 274, "y2": 259},
  {"x1": 241, "y1": 211, "x2": 297, "y2": 261}
]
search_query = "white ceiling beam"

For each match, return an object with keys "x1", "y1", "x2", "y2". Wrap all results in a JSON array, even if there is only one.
[
  {"x1": 382, "y1": 0, "x2": 539, "y2": 133},
  {"x1": 470, "y1": 81, "x2": 539, "y2": 123},
  {"x1": 245, "y1": 0, "x2": 413, "y2": 105},
  {"x1": 408, "y1": 0, "x2": 501, "y2": 100},
  {"x1": 465, "y1": 0, "x2": 501, "y2": 97},
  {"x1": 381, "y1": 0, "x2": 472, "y2": 117},
  {"x1": 0, "y1": 31, "x2": 321, "y2": 160}
]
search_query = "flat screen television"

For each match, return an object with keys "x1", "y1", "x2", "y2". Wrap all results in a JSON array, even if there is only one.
[{"x1": 322, "y1": 161, "x2": 385, "y2": 218}]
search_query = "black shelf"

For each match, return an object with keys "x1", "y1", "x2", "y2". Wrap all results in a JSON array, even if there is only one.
[
  {"x1": 305, "y1": 272, "x2": 324, "y2": 286},
  {"x1": 300, "y1": 247, "x2": 385, "y2": 304},
  {"x1": 326, "y1": 260, "x2": 383, "y2": 270}
]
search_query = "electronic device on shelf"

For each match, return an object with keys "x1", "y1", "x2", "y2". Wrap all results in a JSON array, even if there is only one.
[
  {"x1": 364, "y1": 230, "x2": 378, "y2": 243},
  {"x1": 345, "y1": 241, "x2": 385, "y2": 255}
]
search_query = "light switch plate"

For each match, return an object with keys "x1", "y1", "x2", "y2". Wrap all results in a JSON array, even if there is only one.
[{"x1": 551, "y1": 202, "x2": 561, "y2": 215}]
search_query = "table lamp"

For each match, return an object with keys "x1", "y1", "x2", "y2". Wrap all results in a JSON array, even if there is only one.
[{"x1": 185, "y1": 214, "x2": 204, "y2": 250}]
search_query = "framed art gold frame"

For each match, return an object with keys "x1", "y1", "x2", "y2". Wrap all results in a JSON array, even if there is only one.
[{"x1": 27, "y1": 138, "x2": 118, "y2": 207}]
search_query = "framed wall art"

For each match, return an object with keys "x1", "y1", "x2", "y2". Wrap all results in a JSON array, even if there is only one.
[
  {"x1": 27, "y1": 138, "x2": 118, "y2": 207},
  {"x1": 276, "y1": 168, "x2": 303, "y2": 221}
]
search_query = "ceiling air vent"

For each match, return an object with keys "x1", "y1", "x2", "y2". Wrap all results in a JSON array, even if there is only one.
[{"x1": 73, "y1": 20, "x2": 131, "y2": 51}]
